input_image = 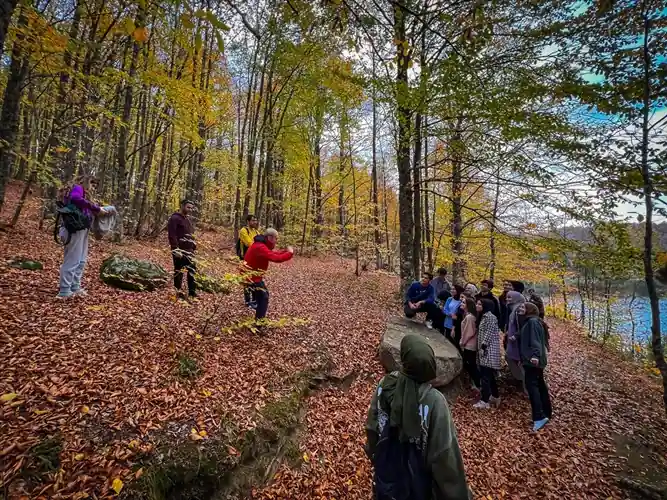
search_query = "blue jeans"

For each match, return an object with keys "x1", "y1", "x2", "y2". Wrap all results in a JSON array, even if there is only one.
[{"x1": 59, "y1": 228, "x2": 89, "y2": 296}]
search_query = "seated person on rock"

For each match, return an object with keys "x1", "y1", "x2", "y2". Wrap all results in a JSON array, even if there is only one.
[{"x1": 404, "y1": 273, "x2": 442, "y2": 330}]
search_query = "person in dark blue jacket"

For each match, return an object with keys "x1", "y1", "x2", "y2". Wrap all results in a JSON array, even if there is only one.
[{"x1": 404, "y1": 273, "x2": 443, "y2": 330}]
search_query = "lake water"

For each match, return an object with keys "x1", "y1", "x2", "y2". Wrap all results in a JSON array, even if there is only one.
[{"x1": 567, "y1": 295, "x2": 667, "y2": 345}]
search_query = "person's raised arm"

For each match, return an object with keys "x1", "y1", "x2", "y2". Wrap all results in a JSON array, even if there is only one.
[
  {"x1": 69, "y1": 185, "x2": 101, "y2": 214},
  {"x1": 257, "y1": 243, "x2": 294, "y2": 263}
]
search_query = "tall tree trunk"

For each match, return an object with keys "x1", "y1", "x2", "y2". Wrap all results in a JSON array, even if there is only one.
[
  {"x1": 313, "y1": 123, "x2": 323, "y2": 240},
  {"x1": 412, "y1": 112, "x2": 422, "y2": 277},
  {"x1": 243, "y1": 43, "x2": 270, "y2": 219},
  {"x1": 16, "y1": 91, "x2": 33, "y2": 180},
  {"x1": 233, "y1": 46, "x2": 256, "y2": 233},
  {"x1": 0, "y1": 3, "x2": 29, "y2": 214},
  {"x1": 489, "y1": 166, "x2": 501, "y2": 280},
  {"x1": 300, "y1": 158, "x2": 313, "y2": 252},
  {"x1": 423, "y1": 117, "x2": 433, "y2": 271},
  {"x1": 351, "y1": 141, "x2": 359, "y2": 276},
  {"x1": 393, "y1": 2, "x2": 414, "y2": 288},
  {"x1": 0, "y1": 0, "x2": 18, "y2": 57},
  {"x1": 338, "y1": 109, "x2": 347, "y2": 235},
  {"x1": 640, "y1": 7, "x2": 667, "y2": 411},
  {"x1": 114, "y1": 5, "x2": 144, "y2": 240},
  {"x1": 451, "y1": 119, "x2": 465, "y2": 282},
  {"x1": 371, "y1": 57, "x2": 381, "y2": 269}
]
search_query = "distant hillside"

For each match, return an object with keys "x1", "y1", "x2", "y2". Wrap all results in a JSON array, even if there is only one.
[{"x1": 557, "y1": 222, "x2": 667, "y2": 251}]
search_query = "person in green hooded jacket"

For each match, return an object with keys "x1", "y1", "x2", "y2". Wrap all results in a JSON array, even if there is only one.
[{"x1": 365, "y1": 334, "x2": 472, "y2": 499}]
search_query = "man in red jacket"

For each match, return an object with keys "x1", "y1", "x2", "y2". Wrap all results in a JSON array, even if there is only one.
[{"x1": 243, "y1": 228, "x2": 294, "y2": 321}]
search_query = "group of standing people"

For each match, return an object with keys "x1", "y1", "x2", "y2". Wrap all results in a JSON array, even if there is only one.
[
  {"x1": 404, "y1": 269, "x2": 552, "y2": 433},
  {"x1": 55, "y1": 181, "x2": 293, "y2": 328},
  {"x1": 235, "y1": 214, "x2": 294, "y2": 323},
  {"x1": 365, "y1": 272, "x2": 552, "y2": 498}
]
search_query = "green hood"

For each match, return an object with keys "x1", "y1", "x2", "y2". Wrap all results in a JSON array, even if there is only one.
[{"x1": 380, "y1": 334, "x2": 436, "y2": 441}]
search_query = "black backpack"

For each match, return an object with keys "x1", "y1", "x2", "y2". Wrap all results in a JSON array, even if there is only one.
[
  {"x1": 54, "y1": 196, "x2": 91, "y2": 245},
  {"x1": 235, "y1": 237, "x2": 243, "y2": 259},
  {"x1": 373, "y1": 423, "x2": 432, "y2": 500}
]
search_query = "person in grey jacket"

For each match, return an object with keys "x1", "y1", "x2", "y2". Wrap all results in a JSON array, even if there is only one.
[
  {"x1": 518, "y1": 302, "x2": 552, "y2": 432},
  {"x1": 431, "y1": 267, "x2": 451, "y2": 304}
]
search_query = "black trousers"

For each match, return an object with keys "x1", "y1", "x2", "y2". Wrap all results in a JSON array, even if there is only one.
[
  {"x1": 404, "y1": 301, "x2": 444, "y2": 330},
  {"x1": 479, "y1": 365, "x2": 499, "y2": 403},
  {"x1": 462, "y1": 349, "x2": 480, "y2": 388},
  {"x1": 524, "y1": 365, "x2": 552, "y2": 421},
  {"x1": 249, "y1": 280, "x2": 269, "y2": 320},
  {"x1": 173, "y1": 253, "x2": 196, "y2": 296}
]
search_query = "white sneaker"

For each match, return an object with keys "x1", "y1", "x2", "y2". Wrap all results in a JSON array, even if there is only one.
[
  {"x1": 73, "y1": 289, "x2": 88, "y2": 297},
  {"x1": 473, "y1": 401, "x2": 491, "y2": 409},
  {"x1": 490, "y1": 396, "x2": 501, "y2": 408},
  {"x1": 425, "y1": 320, "x2": 433, "y2": 329}
]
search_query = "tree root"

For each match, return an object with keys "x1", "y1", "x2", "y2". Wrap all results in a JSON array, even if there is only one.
[{"x1": 618, "y1": 477, "x2": 667, "y2": 500}]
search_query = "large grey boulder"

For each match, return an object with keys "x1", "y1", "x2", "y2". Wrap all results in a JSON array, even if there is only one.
[
  {"x1": 379, "y1": 317, "x2": 463, "y2": 388},
  {"x1": 100, "y1": 254, "x2": 169, "y2": 291}
]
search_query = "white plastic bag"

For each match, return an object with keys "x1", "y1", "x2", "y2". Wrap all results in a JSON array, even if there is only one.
[{"x1": 92, "y1": 205, "x2": 117, "y2": 239}]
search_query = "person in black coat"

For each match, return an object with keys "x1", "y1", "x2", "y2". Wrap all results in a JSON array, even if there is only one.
[{"x1": 476, "y1": 279, "x2": 501, "y2": 323}]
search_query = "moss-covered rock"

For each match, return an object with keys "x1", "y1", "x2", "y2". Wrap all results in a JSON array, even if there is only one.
[
  {"x1": 8, "y1": 258, "x2": 43, "y2": 270},
  {"x1": 100, "y1": 254, "x2": 168, "y2": 291}
]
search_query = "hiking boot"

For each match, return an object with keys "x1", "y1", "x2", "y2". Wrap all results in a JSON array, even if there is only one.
[
  {"x1": 533, "y1": 418, "x2": 549, "y2": 432},
  {"x1": 473, "y1": 401, "x2": 491, "y2": 409},
  {"x1": 490, "y1": 396, "x2": 501, "y2": 408}
]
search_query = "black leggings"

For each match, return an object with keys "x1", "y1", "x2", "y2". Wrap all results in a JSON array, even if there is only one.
[
  {"x1": 462, "y1": 349, "x2": 480, "y2": 388},
  {"x1": 479, "y1": 365, "x2": 499, "y2": 403},
  {"x1": 524, "y1": 366, "x2": 552, "y2": 421}
]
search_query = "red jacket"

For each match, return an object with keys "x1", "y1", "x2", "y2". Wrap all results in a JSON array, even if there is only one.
[{"x1": 243, "y1": 235, "x2": 293, "y2": 283}]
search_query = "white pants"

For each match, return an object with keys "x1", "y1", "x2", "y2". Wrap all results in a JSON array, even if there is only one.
[{"x1": 59, "y1": 228, "x2": 89, "y2": 296}]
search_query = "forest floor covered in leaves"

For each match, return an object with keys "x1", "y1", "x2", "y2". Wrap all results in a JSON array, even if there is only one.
[{"x1": 2, "y1": 189, "x2": 667, "y2": 500}]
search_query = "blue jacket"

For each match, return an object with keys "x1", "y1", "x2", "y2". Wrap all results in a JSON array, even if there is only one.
[{"x1": 405, "y1": 281, "x2": 435, "y2": 304}]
